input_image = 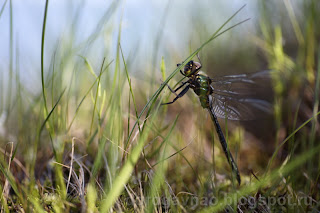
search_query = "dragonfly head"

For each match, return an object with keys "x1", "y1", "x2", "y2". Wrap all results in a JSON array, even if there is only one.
[{"x1": 183, "y1": 60, "x2": 202, "y2": 76}]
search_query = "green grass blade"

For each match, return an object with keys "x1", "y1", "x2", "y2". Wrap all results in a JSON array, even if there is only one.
[
  {"x1": 266, "y1": 111, "x2": 320, "y2": 173},
  {"x1": 119, "y1": 44, "x2": 141, "y2": 139},
  {"x1": 0, "y1": 0, "x2": 8, "y2": 19},
  {"x1": 41, "y1": 0, "x2": 49, "y2": 117},
  {"x1": 283, "y1": 0, "x2": 304, "y2": 45},
  {"x1": 89, "y1": 58, "x2": 106, "y2": 135},
  {"x1": 0, "y1": 162, "x2": 21, "y2": 201},
  {"x1": 7, "y1": 0, "x2": 13, "y2": 115},
  {"x1": 39, "y1": 88, "x2": 66, "y2": 135},
  {"x1": 150, "y1": 1, "x2": 171, "y2": 91},
  {"x1": 79, "y1": 55, "x2": 98, "y2": 78}
]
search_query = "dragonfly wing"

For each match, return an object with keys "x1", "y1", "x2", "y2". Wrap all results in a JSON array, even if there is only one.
[
  {"x1": 210, "y1": 70, "x2": 271, "y2": 97},
  {"x1": 209, "y1": 70, "x2": 273, "y2": 120},
  {"x1": 212, "y1": 94, "x2": 272, "y2": 120},
  {"x1": 210, "y1": 70, "x2": 271, "y2": 84}
]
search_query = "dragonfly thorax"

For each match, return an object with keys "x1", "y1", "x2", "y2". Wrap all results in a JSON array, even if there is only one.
[{"x1": 191, "y1": 74, "x2": 212, "y2": 109}]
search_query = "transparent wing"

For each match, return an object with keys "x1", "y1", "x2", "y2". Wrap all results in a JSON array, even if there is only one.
[{"x1": 209, "y1": 70, "x2": 273, "y2": 120}]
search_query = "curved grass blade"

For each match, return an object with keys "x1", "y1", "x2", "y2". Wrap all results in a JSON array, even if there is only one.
[
  {"x1": 266, "y1": 111, "x2": 320, "y2": 173},
  {"x1": 0, "y1": 159, "x2": 22, "y2": 203},
  {"x1": 89, "y1": 58, "x2": 106, "y2": 135},
  {"x1": 41, "y1": 0, "x2": 49, "y2": 117},
  {"x1": 39, "y1": 88, "x2": 66, "y2": 135},
  {"x1": 0, "y1": 0, "x2": 8, "y2": 19},
  {"x1": 119, "y1": 44, "x2": 141, "y2": 135}
]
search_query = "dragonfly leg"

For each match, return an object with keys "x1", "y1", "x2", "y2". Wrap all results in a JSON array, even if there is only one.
[
  {"x1": 177, "y1": 63, "x2": 186, "y2": 77},
  {"x1": 162, "y1": 85, "x2": 190, "y2": 105},
  {"x1": 174, "y1": 81, "x2": 189, "y2": 92},
  {"x1": 163, "y1": 82, "x2": 177, "y2": 96},
  {"x1": 164, "y1": 81, "x2": 189, "y2": 96}
]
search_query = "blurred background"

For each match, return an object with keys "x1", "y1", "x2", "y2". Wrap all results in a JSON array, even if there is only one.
[
  {"x1": 0, "y1": 0, "x2": 319, "y2": 211},
  {"x1": 0, "y1": 0, "x2": 303, "y2": 92}
]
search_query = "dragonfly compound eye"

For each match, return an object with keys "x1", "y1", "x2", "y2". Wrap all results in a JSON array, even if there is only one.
[{"x1": 184, "y1": 61, "x2": 194, "y2": 75}]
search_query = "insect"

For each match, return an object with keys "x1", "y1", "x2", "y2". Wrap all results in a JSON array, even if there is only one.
[{"x1": 163, "y1": 55, "x2": 272, "y2": 185}]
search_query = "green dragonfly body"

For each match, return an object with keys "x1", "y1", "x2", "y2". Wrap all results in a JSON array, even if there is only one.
[
  {"x1": 163, "y1": 57, "x2": 272, "y2": 185},
  {"x1": 192, "y1": 74, "x2": 212, "y2": 108},
  {"x1": 195, "y1": 73, "x2": 241, "y2": 185},
  {"x1": 163, "y1": 59, "x2": 242, "y2": 184}
]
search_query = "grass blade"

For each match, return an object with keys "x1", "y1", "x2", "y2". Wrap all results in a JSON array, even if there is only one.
[{"x1": 41, "y1": 0, "x2": 49, "y2": 117}]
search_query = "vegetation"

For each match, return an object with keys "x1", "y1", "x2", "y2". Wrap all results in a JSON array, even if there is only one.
[{"x1": 0, "y1": 0, "x2": 319, "y2": 212}]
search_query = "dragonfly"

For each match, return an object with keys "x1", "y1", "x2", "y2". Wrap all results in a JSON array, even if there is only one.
[{"x1": 162, "y1": 56, "x2": 272, "y2": 185}]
